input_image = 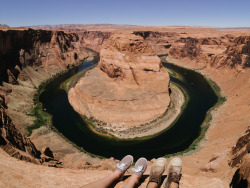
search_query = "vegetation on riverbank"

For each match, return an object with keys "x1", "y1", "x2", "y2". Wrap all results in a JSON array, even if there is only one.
[
  {"x1": 163, "y1": 61, "x2": 227, "y2": 158},
  {"x1": 27, "y1": 60, "x2": 86, "y2": 136},
  {"x1": 28, "y1": 54, "x2": 226, "y2": 159},
  {"x1": 64, "y1": 79, "x2": 187, "y2": 141}
]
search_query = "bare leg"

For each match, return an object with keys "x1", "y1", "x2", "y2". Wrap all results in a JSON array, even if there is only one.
[
  {"x1": 146, "y1": 181, "x2": 179, "y2": 188},
  {"x1": 169, "y1": 182, "x2": 179, "y2": 188},
  {"x1": 82, "y1": 170, "x2": 122, "y2": 188},
  {"x1": 146, "y1": 182, "x2": 158, "y2": 188},
  {"x1": 122, "y1": 174, "x2": 141, "y2": 188}
]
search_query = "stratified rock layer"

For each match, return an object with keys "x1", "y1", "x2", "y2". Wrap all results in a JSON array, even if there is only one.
[
  {"x1": 0, "y1": 29, "x2": 89, "y2": 85},
  {"x1": 69, "y1": 33, "x2": 170, "y2": 127},
  {"x1": 0, "y1": 99, "x2": 41, "y2": 164},
  {"x1": 212, "y1": 36, "x2": 250, "y2": 69}
]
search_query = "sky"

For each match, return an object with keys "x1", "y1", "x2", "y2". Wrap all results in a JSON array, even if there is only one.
[{"x1": 1, "y1": 0, "x2": 250, "y2": 28}]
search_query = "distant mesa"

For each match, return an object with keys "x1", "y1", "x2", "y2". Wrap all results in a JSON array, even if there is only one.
[
  {"x1": 68, "y1": 33, "x2": 170, "y2": 127},
  {"x1": 0, "y1": 24, "x2": 9, "y2": 29}
]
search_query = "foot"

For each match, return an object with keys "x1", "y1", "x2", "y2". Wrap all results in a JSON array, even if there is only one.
[
  {"x1": 117, "y1": 155, "x2": 134, "y2": 179},
  {"x1": 132, "y1": 157, "x2": 147, "y2": 177},
  {"x1": 163, "y1": 157, "x2": 182, "y2": 188},
  {"x1": 147, "y1": 157, "x2": 167, "y2": 187}
]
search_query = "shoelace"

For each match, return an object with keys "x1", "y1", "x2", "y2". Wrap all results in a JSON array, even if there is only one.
[
  {"x1": 132, "y1": 165, "x2": 144, "y2": 173},
  {"x1": 117, "y1": 163, "x2": 127, "y2": 170}
]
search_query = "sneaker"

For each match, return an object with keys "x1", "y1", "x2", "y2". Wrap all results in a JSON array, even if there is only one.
[
  {"x1": 132, "y1": 157, "x2": 147, "y2": 177},
  {"x1": 147, "y1": 157, "x2": 167, "y2": 187},
  {"x1": 117, "y1": 155, "x2": 134, "y2": 174},
  {"x1": 163, "y1": 157, "x2": 182, "y2": 188}
]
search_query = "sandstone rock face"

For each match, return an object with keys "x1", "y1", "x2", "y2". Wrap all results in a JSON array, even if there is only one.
[
  {"x1": 230, "y1": 154, "x2": 250, "y2": 188},
  {"x1": 135, "y1": 31, "x2": 250, "y2": 70},
  {"x1": 0, "y1": 29, "x2": 89, "y2": 85},
  {"x1": 0, "y1": 29, "x2": 91, "y2": 164},
  {"x1": 212, "y1": 36, "x2": 250, "y2": 69},
  {"x1": 77, "y1": 31, "x2": 111, "y2": 51},
  {"x1": 169, "y1": 37, "x2": 205, "y2": 60},
  {"x1": 134, "y1": 31, "x2": 177, "y2": 55},
  {"x1": 69, "y1": 33, "x2": 170, "y2": 127},
  {"x1": 0, "y1": 102, "x2": 41, "y2": 164},
  {"x1": 229, "y1": 127, "x2": 250, "y2": 167},
  {"x1": 229, "y1": 127, "x2": 250, "y2": 187}
]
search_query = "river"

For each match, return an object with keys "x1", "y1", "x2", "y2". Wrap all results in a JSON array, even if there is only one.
[{"x1": 39, "y1": 58, "x2": 218, "y2": 159}]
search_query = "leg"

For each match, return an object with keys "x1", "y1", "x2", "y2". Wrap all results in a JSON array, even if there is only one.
[
  {"x1": 82, "y1": 155, "x2": 134, "y2": 188},
  {"x1": 82, "y1": 170, "x2": 122, "y2": 188},
  {"x1": 169, "y1": 182, "x2": 179, "y2": 188},
  {"x1": 147, "y1": 182, "x2": 158, "y2": 188},
  {"x1": 123, "y1": 157, "x2": 148, "y2": 188},
  {"x1": 122, "y1": 174, "x2": 141, "y2": 188}
]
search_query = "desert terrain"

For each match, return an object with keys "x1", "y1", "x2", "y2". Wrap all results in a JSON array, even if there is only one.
[{"x1": 0, "y1": 25, "x2": 250, "y2": 187}]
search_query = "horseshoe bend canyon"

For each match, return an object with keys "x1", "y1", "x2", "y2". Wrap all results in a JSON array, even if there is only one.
[{"x1": 0, "y1": 24, "x2": 250, "y2": 187}]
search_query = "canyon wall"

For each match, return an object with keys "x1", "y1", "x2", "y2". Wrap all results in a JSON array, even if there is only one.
[
  {"x1": 134, "y1": 31, "x2": 250, "y2": 70},
  {"x1": 0, "y1": 29, "x2": 90, "y2": 163},
  {"x1": 0, "y1": 97, "x2": 41, "y2": 164},
  {"x1": 211, "y1": 36, "x2": 250, "y2": 69},
  {"x1": 0, "y1": 29, "x2": 89, "y2": 85},
  {"x1": 77, "y1": 31, "x2": 111, "y2": 51}
]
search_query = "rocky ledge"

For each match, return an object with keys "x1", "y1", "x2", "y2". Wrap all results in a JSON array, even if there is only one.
[{"x1": 69, "y1": 33, "x2": 170, "y2": 127}]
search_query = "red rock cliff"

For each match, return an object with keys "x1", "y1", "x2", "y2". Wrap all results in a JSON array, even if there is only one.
[
  {"x1": 0, "y1": 29, "x2": 88, "y2": 85},
  {"x1": 0, "y1": 96, "x2": 41, "y2": 164},
  {"x1": 0, "y1": 29, "x2": 90, "y2": 163}
]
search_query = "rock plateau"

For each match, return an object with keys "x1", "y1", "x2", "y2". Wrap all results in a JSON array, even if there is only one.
[{"x1": 69, "y1": 33, "x2": 170, "y2": 127}]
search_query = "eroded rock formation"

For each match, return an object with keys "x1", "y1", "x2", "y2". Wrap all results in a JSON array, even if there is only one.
[
  {"x1": 0, "y1": 29, "x2": 90, "y2": 164},
  {"x1": 135, "y1": 31, "x2": 250, "y2": 70},
  {"x1": 0, "y1": 29, "x2": 88, "y2": 85},
  {"x1": 77, "y1": 31, "x2": 111, "y2": 51},
  {"x1": 69, "y1": 33, "x2": 170, "y2": 127},
  {"x1": 0, "y1": 96, "x2": 41, "y2": 164},
  {"x1": 169, "y1": 37, "x2": 206, "y2": 60},
  {"x1": 229, "y1": 127, "x2": 250, "y2": 187},
  {"x1": 212, "y1": 36, "x2": 250, "y2": 69}
]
